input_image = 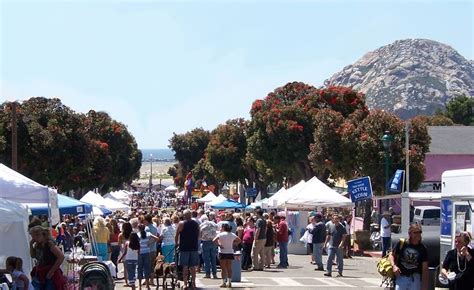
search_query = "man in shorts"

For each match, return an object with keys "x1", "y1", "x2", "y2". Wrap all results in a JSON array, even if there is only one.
[{"x1": 175, "y1": 209, "x2": 200, "y2": 289}]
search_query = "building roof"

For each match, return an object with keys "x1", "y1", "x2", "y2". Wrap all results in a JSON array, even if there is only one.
[{"x1": 428, "y1": 126, "x2": 474, "y2": 154}]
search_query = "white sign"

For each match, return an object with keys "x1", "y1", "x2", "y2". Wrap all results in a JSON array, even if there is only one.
[{"x1": 456, "y1": 212, "x2": 465, "y2": 234}]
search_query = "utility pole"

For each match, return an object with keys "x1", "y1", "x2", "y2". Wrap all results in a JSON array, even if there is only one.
[{"x1": 11, "y1": 102, "x2": 18, "y2": 171}]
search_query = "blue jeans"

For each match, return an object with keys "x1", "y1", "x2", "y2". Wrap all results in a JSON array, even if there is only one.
[
  {"x1": 111, "y1": 245, "x2": 121, "y2": 269},
  {"x1": 382, "y1": 237, "x2": 391, "y2": 257},
  {"x1": 125, "y1": 260, "x2": 137, "y2": 285},
  {"x1": 137, "y1": 252, "x2": 151, "y2": 279},
  {"x1": 312, "y1": 243, "x2": 324, "y2": 268},
  {"x1": 395, "y1": 273, "x2": 421, "y2": 290},
  {"x1": 278, "y1": 242, "x2": 289, "y2": 267},
  {"x1": 201, "y1": 240, "x2": 217, "y2": 275},
  {"x1": 326, "y1": 247, "x2": 344, "y2": 274}
]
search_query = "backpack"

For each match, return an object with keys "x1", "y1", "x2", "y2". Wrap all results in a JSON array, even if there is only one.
[{"x1": 376, "y1": 239, "x2": 405, "y2": 283}]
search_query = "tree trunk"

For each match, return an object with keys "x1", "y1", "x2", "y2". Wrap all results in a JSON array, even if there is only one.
[
  {"x1": 303, "y1": 160, "x2": 314, "y2": 180},
  {"x1": 259, "y1": 184, "x2": 269, "y2": 199}
]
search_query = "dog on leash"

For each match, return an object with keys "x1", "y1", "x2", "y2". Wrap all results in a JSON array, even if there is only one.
[{"x1": 154, "y1": 254, "x2": 176, "y2": 286}]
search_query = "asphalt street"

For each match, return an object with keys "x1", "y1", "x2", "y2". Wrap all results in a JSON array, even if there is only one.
[{"x1": 115, "y1": 253, "x2": 385, "y2": 290}]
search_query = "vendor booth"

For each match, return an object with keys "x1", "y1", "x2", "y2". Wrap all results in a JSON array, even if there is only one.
[
  {"x1": 0, "y1": 198, "x2": 32, "y2": 279},
  {"x1": 284, "y1": 177, "x2": 353, "y2": 209},
  {"x1": 28, "y1": 194, "x2": 93, "y2": 216},
  {"x1": 197, "y1": 192, "x2": 217, "y2": 203},
  {"x1": 0, "y1": 162, "x2": 59, "y2": 224},
  {"x1": 210, "y1": 199, "x2": 246, "y2": 210},
  {"x1": 104, "y1": 190, "x2": 130, "y2": 204},
  {"x1": 80, "y1": 191, "x2": 130, "y2": 212}
]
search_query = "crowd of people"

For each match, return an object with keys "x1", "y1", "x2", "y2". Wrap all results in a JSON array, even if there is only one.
[{"x1": 1, "y1": 190, "x2": 474, "y2": 290}]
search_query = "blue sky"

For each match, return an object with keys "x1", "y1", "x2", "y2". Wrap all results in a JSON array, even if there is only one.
[{"x1": 1, "y1": 0, "x2": 473, "y2": 148}]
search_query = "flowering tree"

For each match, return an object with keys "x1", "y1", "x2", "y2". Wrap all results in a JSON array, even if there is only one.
[
  {"x1": 205, "y1": 118, "x2": 249, "y2": 183},
  {"x1": 248, "y1": 82, "x2": 317, "y2": 183},
  {"x1": 85, "y1": 110, "x2": 142, "y2": 192},
  {"x1": 0, "y1": 98, "x2": 142, "y2": 194}
]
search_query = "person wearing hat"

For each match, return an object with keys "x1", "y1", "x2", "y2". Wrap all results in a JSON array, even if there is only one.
[{"x1": 380, "y1": 211, "x2": 392, "y2": 257}]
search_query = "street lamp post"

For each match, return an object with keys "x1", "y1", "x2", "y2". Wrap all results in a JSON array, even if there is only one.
[
  {"x1": 149, "y1": 154, "x2": 153, "y2": 193},
  {"x1": 381, "y1": 131, "x2": 393, "y2": 211}
]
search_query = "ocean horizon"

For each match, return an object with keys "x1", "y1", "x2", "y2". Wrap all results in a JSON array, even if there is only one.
[{"x1": 140, "y1": 148, "x2": 175, "y2": 161}]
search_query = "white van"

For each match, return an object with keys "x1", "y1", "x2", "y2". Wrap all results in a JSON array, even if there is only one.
[{"x1": 413, "y1": 205, "x2": 440, "y2": 225}]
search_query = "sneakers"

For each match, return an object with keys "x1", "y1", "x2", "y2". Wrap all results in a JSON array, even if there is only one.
[
  {"x1": 324, "y1": 272, "x2": 332, "y2": 277},
  {"x1": 220, "y1": 282, "x2": 227, "y2": 288},
  {"x1": 336, "y1": 273, "x2": 343, "y2": 277},
  {"x1": 227, "y1": 282, "x2": 232, "y2": 288},
  {"x1": 204, "y1": 274, "x2": 211, "y2": 279}
]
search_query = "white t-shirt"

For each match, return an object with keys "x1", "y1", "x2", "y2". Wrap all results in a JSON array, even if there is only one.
[
  {"x1": 215, "y1": 232, "x2": 237, "y2": 254},
  {"x1": 125, "y1": 241, "x2": 139, "y2": 261},
  {"x1": 380, "y1": 217, "x2": 391, "y2": 238}
]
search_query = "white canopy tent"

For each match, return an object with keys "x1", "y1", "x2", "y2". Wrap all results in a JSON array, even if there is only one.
[
  {"x1": 103, "y1": 197, "x2": 130, "y2": 212},
  {"x1": 247, "y1": 197, "x2": 269, "y2": 210},
  {"x1": 266, "y1": 187, "x2": 287, "y2": 207},
  {"x1": 268, "y1": 180, "x2": 307, "y2": 208},
  {"x1": 104, "y1": 190, "x2": 130, "y2": 203},
  {"x1": 284, "y1": 176, "x2": 353, "y2": 209},
  {"x1": 165, "y1": 185, "x2": 178, "y2": 191},
  {"x1": 80, "y1": 191, "x2": 130, "y2": 212},
  {"x1": 206, "y1": 194, "x2": 227, "y2": 206},
  {"x1": 0, "y1": 163, "x2": 55, "y2": 203},
  {"x1": 197, "y1": 192, "x2": 217, "y2": 203},
  {"x1": 177, "y1": 190, "x2": 186, "y2": 198},
  {"x1": 0, "y1": 198, "x2": 32, "y2": 278},
  {"x1": 0, "y1": 163, "x2": 59, "y2": 223}
]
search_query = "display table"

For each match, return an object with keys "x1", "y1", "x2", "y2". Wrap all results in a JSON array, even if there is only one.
[{"x1": 79, "y1": 256, "x2": 98, "y2": 266}]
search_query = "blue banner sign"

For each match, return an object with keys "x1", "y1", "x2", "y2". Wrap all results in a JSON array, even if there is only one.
[
  {"x1": 389, "y1": 170, "x2": 405, "y2": 193},
  {"x1": 441, "y1": 199, "x2": 452, "y2": 236},
  {"x1": 245, "y1": 188, "x2": 258, "y2": 197},
  {"x1": 348, "y1": 176, "x2": 373, "y2": 202}
]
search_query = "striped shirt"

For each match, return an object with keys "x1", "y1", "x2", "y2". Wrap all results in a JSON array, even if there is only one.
[{"x1": 139, "y1": 232, "x2": 151, "y2": 254}]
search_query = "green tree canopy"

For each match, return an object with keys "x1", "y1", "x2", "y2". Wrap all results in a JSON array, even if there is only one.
[
  {"x1": 205, "y1": 118, "x2": 248, "y2": 183},
  {"x1": 444, "y1": 95, "x2": 474, "y2": 125},
  {"x1": 168, "y1": 127, "x2": 210, "y2": 185},
  {"x1": 0, "y1": 98, "x2": 142, "y2": 194}
]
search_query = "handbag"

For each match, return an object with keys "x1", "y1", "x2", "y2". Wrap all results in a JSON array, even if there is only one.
[{"x1": 299, "y1": 230, "x2": 309, "y2": 243}]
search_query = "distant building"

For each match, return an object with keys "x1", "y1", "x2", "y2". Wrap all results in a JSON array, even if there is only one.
[{"x1": 417, "y1": 126, "x2": 474, "y2": 192}]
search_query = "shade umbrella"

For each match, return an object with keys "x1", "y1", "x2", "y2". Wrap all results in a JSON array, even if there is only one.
[{"x1": 210, "y1": 199, "x2": 246, "y2": 209}]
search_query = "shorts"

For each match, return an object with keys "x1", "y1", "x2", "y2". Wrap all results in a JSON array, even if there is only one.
[
  {"x1": 219, "y1": 253, "x2": 235, "y2": 260},
  {"x1": 179, "y1": 251, "x2": 200, "y2": 267}
]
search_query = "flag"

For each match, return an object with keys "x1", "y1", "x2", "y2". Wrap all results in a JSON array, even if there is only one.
[{"x1": 388, "y1": 169, "x2": 405, "y2": 193}]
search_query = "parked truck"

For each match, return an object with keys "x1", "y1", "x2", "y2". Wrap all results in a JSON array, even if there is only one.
[{"x1": 440, "y1": 168, "x2": 474, "y2": 266}]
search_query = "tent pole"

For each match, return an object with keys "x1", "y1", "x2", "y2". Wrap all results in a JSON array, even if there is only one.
[{"x1": 48, "y1": 190, "x2": 52, "y2": 228}]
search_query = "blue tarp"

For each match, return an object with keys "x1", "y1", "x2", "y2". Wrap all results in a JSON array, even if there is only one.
[
  {"x1": 29, "y1": 194, "x2": 93, "y2": 215},
  {"x1": 211, "y1": 199, "x2": 246, "y2": 209}
]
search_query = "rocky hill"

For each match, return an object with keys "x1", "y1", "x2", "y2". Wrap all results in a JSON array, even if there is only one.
[{"x1": 326, "y1": 39, "x2": 474, "y2": 119}]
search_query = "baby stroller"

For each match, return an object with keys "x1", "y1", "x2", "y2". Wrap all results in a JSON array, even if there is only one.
[{"x1": 79, "y1": 262, "x2": 115, "y2": 290}]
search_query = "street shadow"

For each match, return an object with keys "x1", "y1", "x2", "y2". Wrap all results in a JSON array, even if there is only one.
[{"x1": 335, "y1": 275, "x2": 358, "y2": 278}]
